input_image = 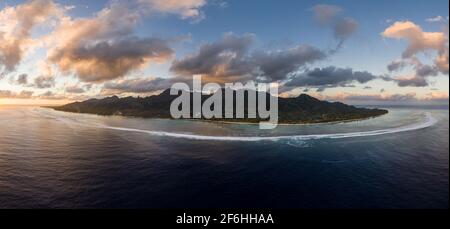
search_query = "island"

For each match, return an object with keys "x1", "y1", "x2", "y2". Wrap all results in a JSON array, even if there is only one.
[{"x1": 51, "y1": 89, "x2": 388, "y2": 124}]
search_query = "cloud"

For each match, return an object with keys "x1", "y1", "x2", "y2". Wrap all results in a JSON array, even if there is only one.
[
  {"x1": 28, "y1": 61, "x2": 56, "y2": 88},
  {"x1": 311, "y1": 4, "x2": 342, "y2": 24},
  {"x1": 65, "y1": 85, "x2": 86, "y2": 94},
  {"x1": 415, "y1": 64, "x2": 439, "y2": 77},
  {"x1": 170, "y1": 33, "x2": 325, "y2": 83},
  {"x1": 424, "y1": 91, "x2": 449, "y2": 103},
  {"x1": 395, "y1": 76, "x2": 429, "y2": 87},
  {"x1": 0, "y1": 90, "x2": 15, "y2": 98},
  {"x1": 426, "y1": 15, "x2": 445, "y2": 23},
  {"x1": 0, "y1": 0, "x2": 62, "y2": 73},
  {"x1": 285, "y1": 66, "x2": 379, "y2": 88},
  {"x1": 33, "y1": 75, "x2": 55, "y2": 88},
  {"x1": 382, "y1": 20, "x2": 449, "y2": 87},
  {"x1": 311, "y1": 4, "x2": 358, "y2": 52},
  {"x1": 37, "y1": 91, "x2": 65, "y2": 100},
  {"x1": 49, "y1": 38, "x2": 173, "y2": 83},
  {"x1": 38, "y1": 90, "x2": 89, "y2": 101},
  {"x1": 46, "y1": 2, "x2": 174, "y2": 83},
  {"x1": 16, "y1": 74, "x2": 29, "y2": 85},
  {"x1": 139, "y1": 0, "x2": 207, "y2": 20},
  {"x1": 103, "y1": 77, "x2": 175, "y2": 94},
  {"x1": 170, "y1": 33, "x2": 255, "y2": 82},
  {"x1": 252, "y1": 45, "x2": 326, "y2": 82},
  {"x1": 0, "y1": 90, "x2": 34, "y2": 99},
  {"x1": 382, "y1": 66, "x2": 435, "y2": 87},
  {"x1": 334, "y1": 17, "x2": 358, "y2": 44},
  {"x1": 382, "y1": 21, "x2": 448, "y2": 59},
  {"x1": 211, "y1": 0, "x2": 228, "y2": 9},
  {"x1": 435, "y1": 44, "x2": 449, "y2": 74},
  {"x1": 387, "y1": 58, "x2": 439, "y2": 77},
  {"x1": 327, "y1": 91, "x2": 449, "y2": 105},
  {"x1": 64, "y1": 5, "x2": 76, "y2": 11},
  {"x1": 332, "y1": 92, "x2": 418, "y2": 102},
  {"x1": 387, "y1": 59, "x2": 407, "y2": 72}
]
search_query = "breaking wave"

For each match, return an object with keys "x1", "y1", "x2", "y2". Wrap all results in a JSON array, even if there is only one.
[
  {"x1": 97, "y1": 113, "x2": 437, "y2": 142},
  {"x1": 32, "y1": 108, "x2": 437, "y2": 142}
]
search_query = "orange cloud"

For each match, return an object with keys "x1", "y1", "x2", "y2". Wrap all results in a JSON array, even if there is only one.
[
  {"x1": 322, "y1": 91, "x2": 448, "y2": 105},
  {"x1": 0, "y1": 0, "x2": 62, "y2": 73},
  {"x1": 424, "y1": 91, "x2": 449, "y2": 101},
  {"x1": 382, "y1": 21, "x2": 446, "y2": 57},
  {"x1": 382, "y1": 21, "x2": 449, "y2": 74},
  {"x1": 45, "y1": 2, "x2": 174, "y2": 83}
]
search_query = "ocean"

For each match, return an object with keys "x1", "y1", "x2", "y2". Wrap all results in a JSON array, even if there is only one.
[{"x1": 0, "y1": 106, "x2": 448, "y2": 208}]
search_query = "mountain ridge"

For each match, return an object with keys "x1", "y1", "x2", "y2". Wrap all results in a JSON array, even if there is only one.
[{"x1": 52, "y1": 89, "x2": 389, "y2": 124}]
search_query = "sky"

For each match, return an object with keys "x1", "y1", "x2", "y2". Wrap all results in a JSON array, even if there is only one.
[{"x1": 0, "y1": 0, "x2": 448, "y2": 105}]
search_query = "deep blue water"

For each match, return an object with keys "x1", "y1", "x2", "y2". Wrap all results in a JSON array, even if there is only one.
[{"x1": 0, "y1": 106, "x2": 448, "y2": 208}]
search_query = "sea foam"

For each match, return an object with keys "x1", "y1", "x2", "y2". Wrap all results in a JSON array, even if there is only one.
[
  {"x1": 98, "y1": 113, "x2": 437, "y2": 142},
  {"x1": 33, "y1": 108, "x2": 437, "y2": 142}
]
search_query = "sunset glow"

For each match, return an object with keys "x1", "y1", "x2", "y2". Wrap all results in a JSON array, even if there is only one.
[{"x1": 0, "y1": 0, "x2": 448, "y2": 105}]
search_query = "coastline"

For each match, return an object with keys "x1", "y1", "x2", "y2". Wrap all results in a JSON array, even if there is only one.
[
  {"x1": 195, "y1": 114, "x2": 388, "y2": 126},
  {"x1": 47, "y1": 107, "x2": 389, "y2": 126}
]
